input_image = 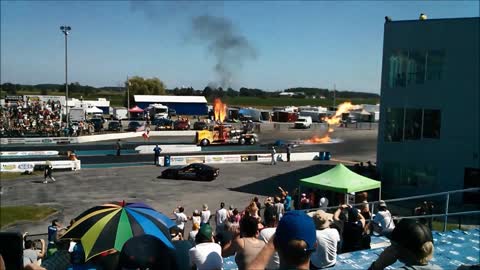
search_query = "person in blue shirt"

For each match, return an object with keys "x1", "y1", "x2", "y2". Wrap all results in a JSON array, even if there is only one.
[
  {"x1": 278, "y1": 186, "x2": 292, "y2": 211},
  {"x1": 153, "y1": 145, "x2": 162, "y2": 165}
]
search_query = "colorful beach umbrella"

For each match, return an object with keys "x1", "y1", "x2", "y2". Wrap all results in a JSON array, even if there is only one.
[{"x1": 62, "y1": 201, "x2": 176, "y2": 261}]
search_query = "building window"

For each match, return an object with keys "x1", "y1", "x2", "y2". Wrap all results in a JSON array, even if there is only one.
[
  {"x1": 384, "y1": 107, "x2": 404, "y2": 142},
  {"x1": 405, "y1": 109, "x2": 422, "y2": 140},
  {"x1": 387, "y1": 50, "x2": 445, "y2": 88},
  {"x1": 382, "y1": 163, "x2": 437, "y2": 188},
  {"x1": 422, "y1": 109, "x2": 441, "y2": 139},
  {"x1": 407, "y1": 51, "x2": 426, "y2": 85},
  {"x1": 388, "y1": 50, "x2": 408, "y2": 88},
  {"x1": 426, "y1": 50, "x2": 445, "y2": 81}
]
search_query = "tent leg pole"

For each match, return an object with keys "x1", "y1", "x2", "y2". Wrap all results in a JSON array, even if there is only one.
[{"x1": 379, "y1": 186, "x2": 382, "y2": 201}]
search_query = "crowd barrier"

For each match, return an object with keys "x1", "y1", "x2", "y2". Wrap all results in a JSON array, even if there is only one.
[
  {"x1": 0, "y1": 160, "x2": 81, "y2": 172},
  {"x1": 0, "y1": 150, "x2": 59, "y2": 157},
  {"x1": 159, "y1": 152, "x2": 320, "y2": 166},
  {"x1": 0, "y1": 131, "x2": 196, "y2": 145}
]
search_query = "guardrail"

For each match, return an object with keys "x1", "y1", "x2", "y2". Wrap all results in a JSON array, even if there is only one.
[{"x1": 305, "y1": 187, "x2": 480, "y2": 232}]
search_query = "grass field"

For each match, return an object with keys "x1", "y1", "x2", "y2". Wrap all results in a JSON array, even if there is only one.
[
  {"x1": 0, "y1": 171, "x2": 41, "y2": 181},
  {"x1": 17, "y1": 90, "x2": 378, "y2": 108},
  {"x1": 0, "y1": 206, "x2": 57, "y2": 228}
]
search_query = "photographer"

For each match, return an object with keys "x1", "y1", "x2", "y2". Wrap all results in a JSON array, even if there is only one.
[{"x1": 23, "y1": 238, "x2": 45, "y2": 267}]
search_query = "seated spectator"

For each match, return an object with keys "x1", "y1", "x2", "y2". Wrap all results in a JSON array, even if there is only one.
[
  {"x1": 222, "y1": 216, "x2": 265, "y2": 270},
  {"x1": 248, "y1": 211, "x2": 317, "y2": 270},
  {"x1": 23, "y1": 239, "x2": 45, "y2": 267},
  {"x1": 189, "y1": 224, "x2": 223, "y2": 270},
  {"x1": 372, "y1": 200, "x2": 395, "y2": 238},
  {"x1": 310, "y1": 210, "x2": 340, "y2": 269},
  {"x1": 300, "y1": 193, "x2": 310, "y2": 209},
  {"x1": 338, "y1": 205, "x2": 367, "y2": 253},
  {"x1": 41, "y1": 230, "x2": 71, "y2": 270},
  {"x1": 368, "y1": 219, "x2": 442, "y2": 270}
]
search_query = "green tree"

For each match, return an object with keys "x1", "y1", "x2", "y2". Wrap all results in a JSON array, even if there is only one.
[{"x1": 125, "y1": 76, "x2": 166, "y2": 107}]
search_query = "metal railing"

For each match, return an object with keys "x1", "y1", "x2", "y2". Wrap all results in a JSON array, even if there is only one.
[{"x1": 305, "y1": 187, "x2": 480, "y2": 232}]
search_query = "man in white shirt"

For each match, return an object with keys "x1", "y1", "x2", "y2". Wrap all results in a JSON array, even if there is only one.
[
  {"x1": 258, "y1": 215, "x2": 280, "y2": 269},
  {"x1": 373, "y1": 200, "x2": 395, "y2": 238},
  {"x1": 318, "y1": 195, "x2": 329, "y2": 211},
  {"x1": 215, "y1": 202, "x2": 228, "y2": 234},
  {"x1": 201, "y1": 204, "x2": 211, "y2": 226},
  {"x1": 173, "y1": 206, "x2": 188, "y2": 237},
  {"x1": 309, "y1": 210, "x2": 340, "y2": 269},
  {"x1": 189, "y1": 224, "x2": 223, "y2": 270}
]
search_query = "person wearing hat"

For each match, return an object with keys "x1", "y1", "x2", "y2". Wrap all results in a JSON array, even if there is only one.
[
  {"x1": 200, "y1": 204, "x2": 211, "y2": 226},
  {"x1": 373, "y1": 200, "x2": 395, "y2": 238},
  {"x1": 189, "y1": 224, "x2": 223, "y2": 270},
  {"x1": 248, "y1": 211, "x2": 317, "y2": 270},
  {"x1": 310, "y1": 210, "x2": 340, "y2": 269},
  {"x1": 368, "y1": 219, "x2": 442, "y2": 270}
]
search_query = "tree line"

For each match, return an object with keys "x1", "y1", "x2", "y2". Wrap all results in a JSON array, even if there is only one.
[{"x1": 1, "y1": 77, "x2": 380, "y2": 102}]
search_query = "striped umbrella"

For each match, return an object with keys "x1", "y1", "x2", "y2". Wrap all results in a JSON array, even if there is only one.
[{"x1": 62, "y1": 201, "x2": 176, "y2": 261}]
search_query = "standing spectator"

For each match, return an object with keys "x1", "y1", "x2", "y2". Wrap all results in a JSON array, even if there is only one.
[
  {"x1": 200, "y1": 204, "x2": 211, "y2": 226},
  {"x1": 43, "y1": 162, "x2": 55, "y2": 184},
  {"x1": 189, "y1": 209, "x2": 201, "y2": 227},
  {"x1": 229, "y1": 208, "x2": 241, "y2": 224},
  {"x1": 310, "y1": 210, "x2": 340, "y2": 269},
  {"x1": 115, "y1": 139, "x2": 122, "y2": 156},
  {"x1": 278, "y1": 186, "x2": 292, "y2": 212},
  {"x1": 173, "y1": 206, "x2": 188, "y2": 238},
  {"x1": 153, "y1": 144, "x2": 162, "y2": 165},
  {"x1": 270, "y1": 146, "x2": 277, "y2": 165},
  {"x1": 222, "y1": 216, "x2": 265, "y2": 270},
  {"x1": 23, "y1": 239, "x2": 45, "y2": 267},
  {"x1": 248, "y1": 211, "x2": 317, "y2": 270},
  {"x1": 263, "y1": 197, "x2": 275, "y2": 225},
  {"x1": 273, "y1": 196, "x2": 285, "y2": 220},
  {"x1": 253, "y1": 197, "x2": 261, "y2": 214},
  {"x1": 215, "y1": 202, "x2": 228, "y2": 235},
  {"x1": 189, "y1": 224, "x2": 223, "y2": 270},
  {"x1": 337, "y1": 206, "x2": 367, "y2": 253},
  {"x1": 286, "y1": 144, "x2": 292, "y2": 162},
  {"x1": 318, "y1": 193, "x2": 329, "y2": 211},
  {"x1": 258, "y1": 215, "x2": 280, "y2": 270},
  {"x1": 372, "y1": 200, "x2": 395, "y2": 238},
  {"x1": 188, "y1": 223, "x2": 200, "y2": 245},
  {"x1": 300, "y1": 193, "x2": 310, "y2": 210},
  {"x1": 47, "y1": 219, "x2": 61, "y2": 256}
]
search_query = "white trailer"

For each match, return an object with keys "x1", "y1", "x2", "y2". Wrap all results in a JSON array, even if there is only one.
[
  {"x1": 113, "y1": 107, "x2": 128, "y2": 120},
  {"x1": 69, "y1": 107, "x2": 86, "y2": 123}
]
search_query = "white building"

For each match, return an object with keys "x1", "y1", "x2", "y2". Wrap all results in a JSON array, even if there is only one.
[{"x1": 377, "y1": 17, "x2": 479, "y2": 200}]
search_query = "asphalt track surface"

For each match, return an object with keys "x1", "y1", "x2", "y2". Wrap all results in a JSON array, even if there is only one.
[{"x1": 1, "y1": 127, "x2": 378, "y2": 235}]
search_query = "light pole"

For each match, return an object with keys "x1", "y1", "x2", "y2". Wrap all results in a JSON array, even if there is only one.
[
  {"x1": 126, "y1": 76, "x2": 131, "y2": 119},
  {"x1": 60, "y1": 25, "x2": 71, "y2": 129}
]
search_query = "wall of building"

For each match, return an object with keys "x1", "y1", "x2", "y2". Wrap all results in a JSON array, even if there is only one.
[{"x1": 377, "y1": 18, "x2": 480, "y2": 197}]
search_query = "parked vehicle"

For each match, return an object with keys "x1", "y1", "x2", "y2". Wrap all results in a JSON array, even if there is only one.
[
  {"x1": 70, "y1": 108, "x2": 86, "y2": 122},
  {"x1": 193, "y1": 121, "x2": 208, "y2": 130},
  {"x1": 113, "y1": 107, "x2": 128, "y2": 120},
  {"x1": 174, "y1": 120, "x2": 190, "y2": 130},
  {"x1": 168, "y1": 108, "x2": 177, "y2": 118},
  {"x1": 126, "y1": 121, "x2": 142, "y2": 131},
  {"x1": 294, "y1": 116, "x2": 312, "y2": 129},
  {"x1": 153, "y1": 118, "x2": 173, "y2": 130},
  {"x1": 146, "y1": 104, "x2": 169, "y2": 120},
  {"x1": 87, "y1": 118, "x2": 104, "y2": 132},
  {"x1": 108, "y1": 121, "x2": 122, "y2": 132},
  {"x1": 161, "y1": 163, "x2": 219, "y2": 181}
]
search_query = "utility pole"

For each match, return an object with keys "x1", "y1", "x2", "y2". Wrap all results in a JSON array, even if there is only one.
[
  {"x1": 60, "y1": 25, "x2": 71, "y2": 129},
  {"x1": 333, "y1": 84, "x2": 336, "y2": 109},
  {"x1": 126, "y1": 76, "x2": 130, "y2": 119}
]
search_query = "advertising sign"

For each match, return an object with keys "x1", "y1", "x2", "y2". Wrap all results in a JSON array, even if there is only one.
[
  {"x1": 241, "y1": 155, "x2": 258, "y2": 162},
  {"x1": 0, "y1": 151, "x2": 58, "y2": 156},
  {"x1": 206, "y1": 155, "x2": 241, "y2": 164},
  {"x1": 257, "y1": 154, "x2": 272, "y2": 162},
  {"x1": 186, "y1": 156, "x2": 205, "y2": 164},
  {"x1": 17, "y1": 162, "x2": 35, "y2": 171},
  {"x1": 170, "y1": 156, "x2": 187, "y2": 166}
]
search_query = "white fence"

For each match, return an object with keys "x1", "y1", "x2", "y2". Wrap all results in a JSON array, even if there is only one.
[{"x1": 0, "y1": 160, "x2": 81, "y2": 172}]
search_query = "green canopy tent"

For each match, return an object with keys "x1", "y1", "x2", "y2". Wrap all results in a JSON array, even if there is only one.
[{"x1": 299, "y1": 163, "x2": 381, "y2": 206}]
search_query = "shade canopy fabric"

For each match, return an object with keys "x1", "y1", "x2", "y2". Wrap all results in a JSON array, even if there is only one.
[
  {"x1": 128, "y1": 106, "x2": 144, "y2": 113},
  {"x1": 85, "y1": 106, "x2": 103, "y2": 114},
  {"x1": 299, "y1": 163, "x2": 381, "y2": 193}
]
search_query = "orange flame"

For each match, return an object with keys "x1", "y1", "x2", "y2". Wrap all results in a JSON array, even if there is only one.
[
  {"x1": 306, "y1": 134, "x2": 331, "y2": 144},
  {"x1": 304, "y1": 102, "x2": 356, "y2": 144},
  {"x1": 213, "y1": 98, "x2": 227, "y2": 122}
]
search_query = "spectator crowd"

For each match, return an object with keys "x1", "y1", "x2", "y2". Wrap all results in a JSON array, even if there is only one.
[{"x1": 7, "y1": 186, "x2": 456, "y2": 270}]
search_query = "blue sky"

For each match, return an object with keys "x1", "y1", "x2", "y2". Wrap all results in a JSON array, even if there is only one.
[{"x1": 1, "y1": 1, "x2": 478, "y2": 93}]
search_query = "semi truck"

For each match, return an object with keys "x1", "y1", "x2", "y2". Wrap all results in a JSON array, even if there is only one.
[{"x1": 195, "y1": 124, "x2": 258, "y2": 146}]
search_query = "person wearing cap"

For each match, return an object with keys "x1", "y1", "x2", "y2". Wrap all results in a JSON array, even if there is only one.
[
  {"x1": 189, "y1": 224, "x2": 223, "y2": 270},
  {"x1": 310, "y1": 210, "x2": 340, "y2": 269},
  {"x1": 373, "y1": 200, "x2": 395, "y2": 238},
  {"x1": 368, "y1": 219, "x2": 442, "y2": 270},
  {"x1": 248, "y1": 211, "x2": 317, "y2": 270},
  {"x1": 340, "y1": 205, "x2": 367, "y2": 253}
]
